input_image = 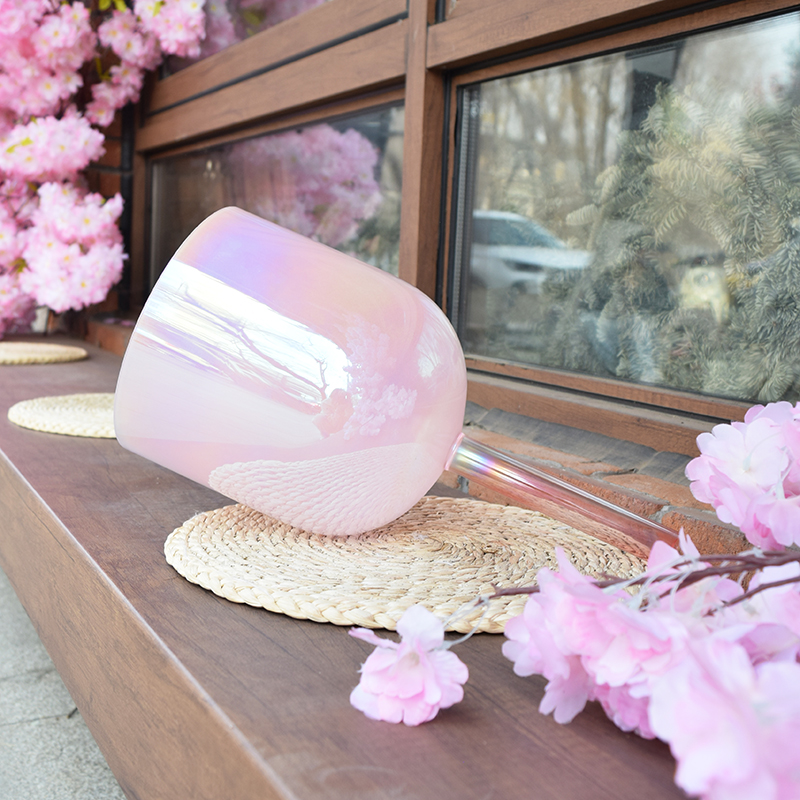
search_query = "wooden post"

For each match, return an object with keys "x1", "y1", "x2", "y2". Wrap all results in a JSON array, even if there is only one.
[{"x1": 398, "y1": 0, "x2": 445, "y2": 300}]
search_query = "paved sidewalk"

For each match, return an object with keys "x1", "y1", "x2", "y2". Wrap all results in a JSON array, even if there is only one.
[{"x1": 0, "y1": 566, "x2": 126, "y2": 800}]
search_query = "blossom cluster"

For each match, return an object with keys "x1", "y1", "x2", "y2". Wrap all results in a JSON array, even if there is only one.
[
  {"x1": 18, "y1": 183, "x2": 125, "y2": 313},
  {"x1": 502, "y1": 543, "x2": 800, "y2": 799},
  {"x1": 687, "y1": 401, "x2": 800, "y2": 549},
  {"x1": 91, "y1": 0, "x2": 205, "y2": 125},
  {"x1": 349, "y1": 401, "x2": 800, "y2": 800},
  {"x1": 0, "y1": 0, "x2": 207, "y2": 336},
  {"x1": 0, "y1": 113, "x2": 105, "y2": 182},
  {"x1": 0, "y1": 1, "x2": 95, "y2": 124}
]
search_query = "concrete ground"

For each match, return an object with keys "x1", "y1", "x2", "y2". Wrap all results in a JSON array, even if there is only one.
[{"x1": 0, "y1": 566, "x2": 126, "y2": 800}]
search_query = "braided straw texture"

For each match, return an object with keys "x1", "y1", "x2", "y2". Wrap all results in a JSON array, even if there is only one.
[
  {"x1": 165, "y1": 496, "x2": 646, "y2": 633},
  {"x1": 0, "y1": 342, "x2": 87, "y2": 364},
  {"x1": 8, "y1": 393, "x2": 115, "y2": 438}
]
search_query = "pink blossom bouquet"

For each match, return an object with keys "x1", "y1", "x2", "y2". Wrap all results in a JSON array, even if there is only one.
[
  {"x1": 0, "y1": 0, "x2": 207, "y2": 336},
  {"x1": 349, "y1": 402, "x2": 800, "y2": 800}
]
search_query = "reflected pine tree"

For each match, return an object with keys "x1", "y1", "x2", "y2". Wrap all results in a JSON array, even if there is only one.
[{"x1": 546, "y1": 74, "x2": 800, "y2": 404}]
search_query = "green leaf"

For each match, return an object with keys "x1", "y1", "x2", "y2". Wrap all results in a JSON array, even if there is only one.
[
  {"x1": 6, "y1": 137, "x2": 33, "y2": 154},
  {"x1": 240, "y1": 7, "x2": 266, "y2": 33},
  {"x1": 95, "y1": 57, "x2": 111, "y2": 82}
]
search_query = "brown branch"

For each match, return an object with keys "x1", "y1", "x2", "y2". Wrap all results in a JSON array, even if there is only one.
[
  {"x1": 725, "y1": 575, "x2": 800, "y2": 606},
  {"x1": 489, "y1": 551, "x2": 800, "y2": 609}
]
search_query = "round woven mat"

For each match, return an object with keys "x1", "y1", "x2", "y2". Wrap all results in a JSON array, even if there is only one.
[
  {"x1": 7, "y1": 393, "x2": 115, "y2": 438},
  {"x1": 165, "y1": 496, "x2": 646, "y2": 633},
  {"x1": 0, "y1": 342, "x2": 88, "y2": 364}
]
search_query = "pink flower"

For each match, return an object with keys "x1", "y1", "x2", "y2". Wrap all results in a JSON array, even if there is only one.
[
  {"x1": 689, "y1": 417, "x2": 786, "y2": 504},
  {"x1": 0, "y1": 204, "x2": 22, "y2": 265},
  {"x1": 686, "y1": 403, "x2": 800, "y2": 549},
  {"x1": 503, "y1": 590, "x2": 596, "y2": 723},
  {"x1": 0, "y1": 271, "x2": 35, "y2": 337},
  {"x1": 649, "y1": 636, "x2": 800, "y2": 800},
  {"x1": 728, "y1": 563, "x2": 800, "y2": 661},
  {"x1": 0, "y1": 114, "x2": 105, "y2": 182},
  {"x1": 501, "y1": 549, "x2": 679, "y2": 731},
  {"x1": 98, "y1": 10, "x2": 160, "y2": 70},
  {"x1": 135, "y1": 0, "x2": 206, "y2": 58},
  {"x1": 349, "y1": 605, "x2": 468, "y2": 726},
  {"x1": 16, "y1": 182, "x2": 124, "y2": 312},
  {"x1": 502, "y1": 541, "x2": 747, "y2": 738},
  {"x1": 752, "y1": 493, "x2": 800, "y2": 548},
  {"x1": 646, "y1": 534, "x2": 743, "y2": 617},
  {"x1": 32, "y1": 3, "x2": 94, "y2": 71}
]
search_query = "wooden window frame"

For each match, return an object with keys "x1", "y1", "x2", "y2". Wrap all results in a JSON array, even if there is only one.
[{"x1": 131, "y1": 0, "x2": 800, "y2": 456}]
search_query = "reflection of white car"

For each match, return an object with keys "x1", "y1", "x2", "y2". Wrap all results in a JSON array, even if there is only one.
[{"x1": 469, "y1": 210, "x2": 591, "y2": 292}]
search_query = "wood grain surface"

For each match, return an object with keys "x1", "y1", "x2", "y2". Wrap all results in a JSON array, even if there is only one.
[
  {"x1": 136, "y1": 22, "x2": 407, "y2": 152},
  {"x1": 467, "y1": 370, "x2": 713, "y2": 457},
  {"x1": 0, "y1": 337, "x2": 685, "y2": 800},
  {"x1": 428, "y1": 0, "x2": 726, "y2": 68},
  {"x1": 146, "y1": 0, "x2": 407, "y2": 115}
]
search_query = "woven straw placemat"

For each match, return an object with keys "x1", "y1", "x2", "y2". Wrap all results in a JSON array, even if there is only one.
[
  {"x1": 165, "y1": 496, "x2": 646, "y2": 633},
  {"x1": 0, "y1": 342, "x2": 88, "y2": 364},
  {"x1": 7, "y1": 393, "x2": 115, "y2": 438}
]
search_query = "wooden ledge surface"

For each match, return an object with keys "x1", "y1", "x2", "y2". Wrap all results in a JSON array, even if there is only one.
[{"x1": 0, "y1": 337, "x2": 684, "y2": 800}]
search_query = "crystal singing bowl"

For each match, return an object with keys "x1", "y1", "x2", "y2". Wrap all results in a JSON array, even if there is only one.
[{"x1": 115, "y1": 207, "x2": 677, "y2": 549}]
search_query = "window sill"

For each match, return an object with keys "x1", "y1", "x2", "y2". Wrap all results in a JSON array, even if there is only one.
[
  {"x1": 0, "y1": 338, "x2": 687, "y2": 800},
  {"x1": 440, "y1": 402, "x2": 747, "y2": 556}
]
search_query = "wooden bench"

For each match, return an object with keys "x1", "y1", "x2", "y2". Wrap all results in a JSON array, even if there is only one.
[{"x1": 0, "y1": 338, "x2": 685, "y2": 800}]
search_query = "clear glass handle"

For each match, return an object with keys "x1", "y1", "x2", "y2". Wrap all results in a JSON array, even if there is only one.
[{"x1": 447, "y1": 434, "x2": 679, "y2": 552}]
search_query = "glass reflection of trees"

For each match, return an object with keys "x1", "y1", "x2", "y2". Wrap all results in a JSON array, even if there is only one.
[{"x1": 461, "y1": 12, "x2": 800, "y2": 404}]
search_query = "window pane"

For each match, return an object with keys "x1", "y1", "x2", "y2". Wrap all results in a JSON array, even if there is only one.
[
  {"x1": 150, "y1": 105, "x2": 404, "y2": 288},
  {"x1": 166, "y1": 0, "x2": 332, "y2": 73},
  {"x1": 454, "y1": 12, "x2": 800, "y2": 405}
]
